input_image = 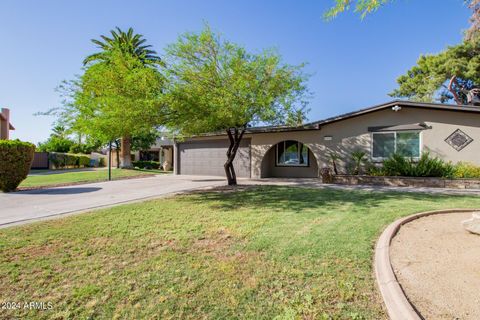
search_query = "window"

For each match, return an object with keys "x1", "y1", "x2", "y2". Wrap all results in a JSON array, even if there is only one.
[
  {"x1": 372, "y1": 131, "x2": 420, "y2": 160},
  {"x1": 276, "y1": 140, "x2": 309, "y2": 166}
]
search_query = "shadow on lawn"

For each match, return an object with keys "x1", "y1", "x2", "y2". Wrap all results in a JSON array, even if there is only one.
[
  {"x1": 14, "y1": 187, "x2": 102, "y2": 195},
  {"x1": 189, "y1": 185, "x2": 459, "y2": 213}
]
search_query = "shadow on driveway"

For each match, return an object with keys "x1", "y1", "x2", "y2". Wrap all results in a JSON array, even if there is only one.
[{"x1": 13, "y1": 187, "x2": 102, "y2": 195}]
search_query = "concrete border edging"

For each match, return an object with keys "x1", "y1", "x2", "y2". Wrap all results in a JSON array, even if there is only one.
[{"x1": 374, "y1": 208, "x2": 479, "y2": 320}]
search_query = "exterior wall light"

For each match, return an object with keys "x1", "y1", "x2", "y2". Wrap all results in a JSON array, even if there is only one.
[{"x1": 392, "y1": 105, "x2": 402, "y2": 112}]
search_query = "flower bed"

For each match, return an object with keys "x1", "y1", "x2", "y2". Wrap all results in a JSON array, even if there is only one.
[{"x1": 330, "y1": 175, "x2": 480, "y2": 189}]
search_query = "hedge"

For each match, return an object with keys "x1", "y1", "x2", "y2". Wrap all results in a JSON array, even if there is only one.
[
  {"x1": 132, "y1": 160, "x2": 160, "y2": 169},
  {"x1": 0, "y1": 140, "x2": 35, "y2": 192},
  {"x1": 48, "y1": 152, "x2": 92, "y2": 169}
]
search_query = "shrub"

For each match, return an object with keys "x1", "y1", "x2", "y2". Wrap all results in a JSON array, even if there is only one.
[
  {"x1": 78, "y1": 155, "x2": 91, "y2": 167},
  {"x1": 48, "y1": 153, "x2": 91, "y2": 169},
  {"x1": 98, "y1": 157, "x2": 106, "y2": 167},
  {"x1": 132, "y1": 160, "x2": 160, "y2": 170},
  {"x1": 37, "y1": 136, "x2": 74, "y2": 153},
  {"x1": 453, "y1": 162, "x2": 480, "y2": 178},
  {"x1": 382, "y1": 153, "x2": 454, "y2": 177},
  {"x1": 0, "y1": 140, "x2": 35, "y2": 192}
]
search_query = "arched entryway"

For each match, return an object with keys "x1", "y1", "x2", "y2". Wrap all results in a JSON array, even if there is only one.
[{"x1": 260, "y1": 140, "x2": 319, "y2": 178}]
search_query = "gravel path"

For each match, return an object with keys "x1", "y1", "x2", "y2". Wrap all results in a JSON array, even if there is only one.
[{"x1": 390, "y1": 211, "x2": 480, "y2": 319}]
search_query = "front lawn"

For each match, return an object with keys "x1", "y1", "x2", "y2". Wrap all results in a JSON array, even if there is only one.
[
  {"x1": 1, "y1": 186, "x2": 479, "y2": 319},
  {"x1": 19, "y1": 169, "x2": 169, "y2": 188}
]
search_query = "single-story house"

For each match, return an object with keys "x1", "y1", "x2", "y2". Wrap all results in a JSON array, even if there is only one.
[
  {"x1": 171, "y1": 100, "x2": 480, "y2": 178},
  {"x1": 0, "y1": 108, "x2": 15, "y2": 140},
  {"x1": 132, "y1": 135, "x2": 175, "y2": 170}
]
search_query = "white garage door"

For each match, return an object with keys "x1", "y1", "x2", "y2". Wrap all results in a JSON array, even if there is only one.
[{"x1": 178, "y1": 139, "x2": 251, "y2": 177}]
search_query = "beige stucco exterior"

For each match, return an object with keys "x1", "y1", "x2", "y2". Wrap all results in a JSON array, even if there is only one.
[{"x1": 176, "y1": 104, "x2": 480, "y2": 178}]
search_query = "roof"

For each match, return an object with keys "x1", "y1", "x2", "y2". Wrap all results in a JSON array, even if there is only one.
[
  {"x1": 304, "y1": 100, "x2": 480, "y2": 128},
  {"x1": 191, "y1": 100, "x2": 480, "y2": 137}
]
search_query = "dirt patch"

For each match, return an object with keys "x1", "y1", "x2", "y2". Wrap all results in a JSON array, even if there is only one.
[
  {"x1": 193, "y1": 228, "x2": 234, "y2": 254},
  {"x1": 390, "y1": 211, "x2": 480, "y2": 319}
]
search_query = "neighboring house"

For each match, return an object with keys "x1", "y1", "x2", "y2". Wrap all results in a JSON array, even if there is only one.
[
  {"x1": 0, "y1": 108, "x2": 14, "y2": 140},
  {"x1": 132, "y1": 135, "x2": 175, "y2": 170},
  {"x1": 171, "y1": 100, "x2": 480, "y2": 178}
]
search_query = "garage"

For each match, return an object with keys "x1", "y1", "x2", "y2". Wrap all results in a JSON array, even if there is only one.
[{"x1": 178, "y1": 139, "x2": 251, "y2": 177}]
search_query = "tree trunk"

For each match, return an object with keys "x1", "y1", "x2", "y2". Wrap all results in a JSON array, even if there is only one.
[
  {"x1": 448, "y1": 76, "x2": 463, "y2": 105},
  {"x1": 114, "y1": 140, "x2": 121, "y2": 169},
  {"x1": 120, "y1": 135, "x2": 133, "y2": 169},
  {"x1": 224, "y1": 127, "x2": 246, "y2": 186}
]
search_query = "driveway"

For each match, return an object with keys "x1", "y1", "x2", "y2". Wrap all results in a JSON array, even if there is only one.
[{"x1": 0, "y1": 175, "x2": 225, "y2": 228}]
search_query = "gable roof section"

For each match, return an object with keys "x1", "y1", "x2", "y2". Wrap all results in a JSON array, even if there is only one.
[
  {"x1": 304, "y1": 100, "x2": 480, "y2": 129},
  {"x1": 190, "y1": 100, "x2": 480, "y2": 137}
]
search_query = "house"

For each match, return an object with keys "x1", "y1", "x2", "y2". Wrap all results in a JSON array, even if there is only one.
[
  {"x1": 0, "y1": 108, "x2": 14, "y2": 140},
  {"x1": 171, "y1": 100, "x2": 480, "y2": 178},
  {"x1": 132, "y1": 135, "x2": 175, "y2": 170}
]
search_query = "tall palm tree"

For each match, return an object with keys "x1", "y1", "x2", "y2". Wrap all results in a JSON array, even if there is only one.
[
  {"x1": 83, "y1": 27, "x2": 161, "y2": 66},
  {"x1": 83, "y1": 27, "x2": 161, "y2": 168}
]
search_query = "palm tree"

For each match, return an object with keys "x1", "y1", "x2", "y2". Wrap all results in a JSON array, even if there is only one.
[
  {"x1": 83, "y1": 27, "x2": 161, "y2": 66},
  {"x1": 51, "y1": 125, "x2": 68, "y2": 139},
  {"x1": 83, "y1": 27, "x2": 161, "y2": 168}
]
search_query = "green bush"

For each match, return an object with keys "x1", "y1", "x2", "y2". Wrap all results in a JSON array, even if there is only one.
[
  {"x1": 382, "y1": 153, "x2": 454, "y2": 177},
  {"x1": 132, "y1": 160, "x2": 160, "y2": 170},
  {"x1": 98, "y1": 157, "x2": 106, "y2": 167},
  {"x1": 37, "y1": 136, "x2": 74, "y2": 153},
  {"x1": 453, "y1": 162, "x2": 480, "y2": 178},
  {"x1": 0, "y1": 140, "x2": 35, "y2": 192},
  {"x1": 48, "y1": 153, "x2": 91, "y2": 169},
  {"x1": 78, "y1": 155, "x2": 91, "y2": 167}
]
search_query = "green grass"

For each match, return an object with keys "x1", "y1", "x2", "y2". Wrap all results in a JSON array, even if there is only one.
[
  {"x1": 1, "y1": 186, "x2": 479, "y2": 319},
  {"x1": 20, "y1": 169, "x2": 169, "y2": 188}
]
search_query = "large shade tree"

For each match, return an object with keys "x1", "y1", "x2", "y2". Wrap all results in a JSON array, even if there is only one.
[
  {"x1": 82, "y1": 27, "x2": 163, "y2": 168},
  {"x1": 164, "y1": 26, "x2": 310, "y2": 185},
  {"x1": 325, "y1": 1, "x2": 480, "y2": 106},
  {"x1": 390, "y1": 40, "x2": 480, "y2": 105}
]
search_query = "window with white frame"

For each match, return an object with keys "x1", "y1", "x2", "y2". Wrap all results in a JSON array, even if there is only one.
[
  {"x1": 276, "y1": 140, "x2": 309, "y2": 166},
  {"x1": 372, "y1": 131, "x2": 420, "y2": 160}
]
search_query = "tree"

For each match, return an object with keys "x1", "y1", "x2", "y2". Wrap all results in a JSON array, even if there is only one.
[
  {"x1": 164, "y1": 26, "x2": 310, "y2": 185},
  {"x1": 51, "y1": 125, "x2": 69, "y2": 139},
  {"x1": 325, "y1": 0, "x2": 480, "y2": 35},
  {"x1": 390, "y1": 40, "x2": 480, "y2": 105},
  {"x1": 324, "y1": 0, "x2": 392, "y2": 19},
  {"x1": 466, "y1": 0, "x2": 480, "y2": 41},
  {"x1": 83, "y1": 27, "x2": 162, "y2": 66},
  {"x1": 55, "y1": 49, "x2": 166, "y2": 168},
  {"x1": 37, "y1": 136, "x2": 74, "y2": 153},
  {"x1": 82, "y1": 27, "x2": 163, "y2": 168}
]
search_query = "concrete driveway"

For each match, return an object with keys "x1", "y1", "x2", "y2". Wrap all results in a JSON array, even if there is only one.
[{"x1": 0, "y1": 175, "x2": 226, "y2": 228}]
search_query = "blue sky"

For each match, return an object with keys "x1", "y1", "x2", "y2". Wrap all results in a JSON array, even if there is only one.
[{"x1": 0, "y1": 0, "x2": 470, "y2": 144}]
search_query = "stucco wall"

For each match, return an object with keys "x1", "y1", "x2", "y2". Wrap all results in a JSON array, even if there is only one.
[
  {"x1": 250, "y1": 106, "x2": 480, "y2": 178},
  {"x1": 175, "y1": 106, "x2": 480, "y2": 178},
  {"x1": 261, "y1": 147, "x2": 318, "y2": 178}
]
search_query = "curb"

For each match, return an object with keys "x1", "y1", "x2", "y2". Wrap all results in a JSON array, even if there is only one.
[{"x1": 374, "y1": 208, "x2": 479, "y2": 320}]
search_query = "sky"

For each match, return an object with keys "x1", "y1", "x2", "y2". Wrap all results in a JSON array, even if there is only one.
[{"x1": 0, "y1": 0, "x2": 471, "y2": 144}]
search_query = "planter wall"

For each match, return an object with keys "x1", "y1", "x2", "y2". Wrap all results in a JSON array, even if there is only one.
[{"x1": 330, "y1": 175, "x2": 480, "y2": 189}]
